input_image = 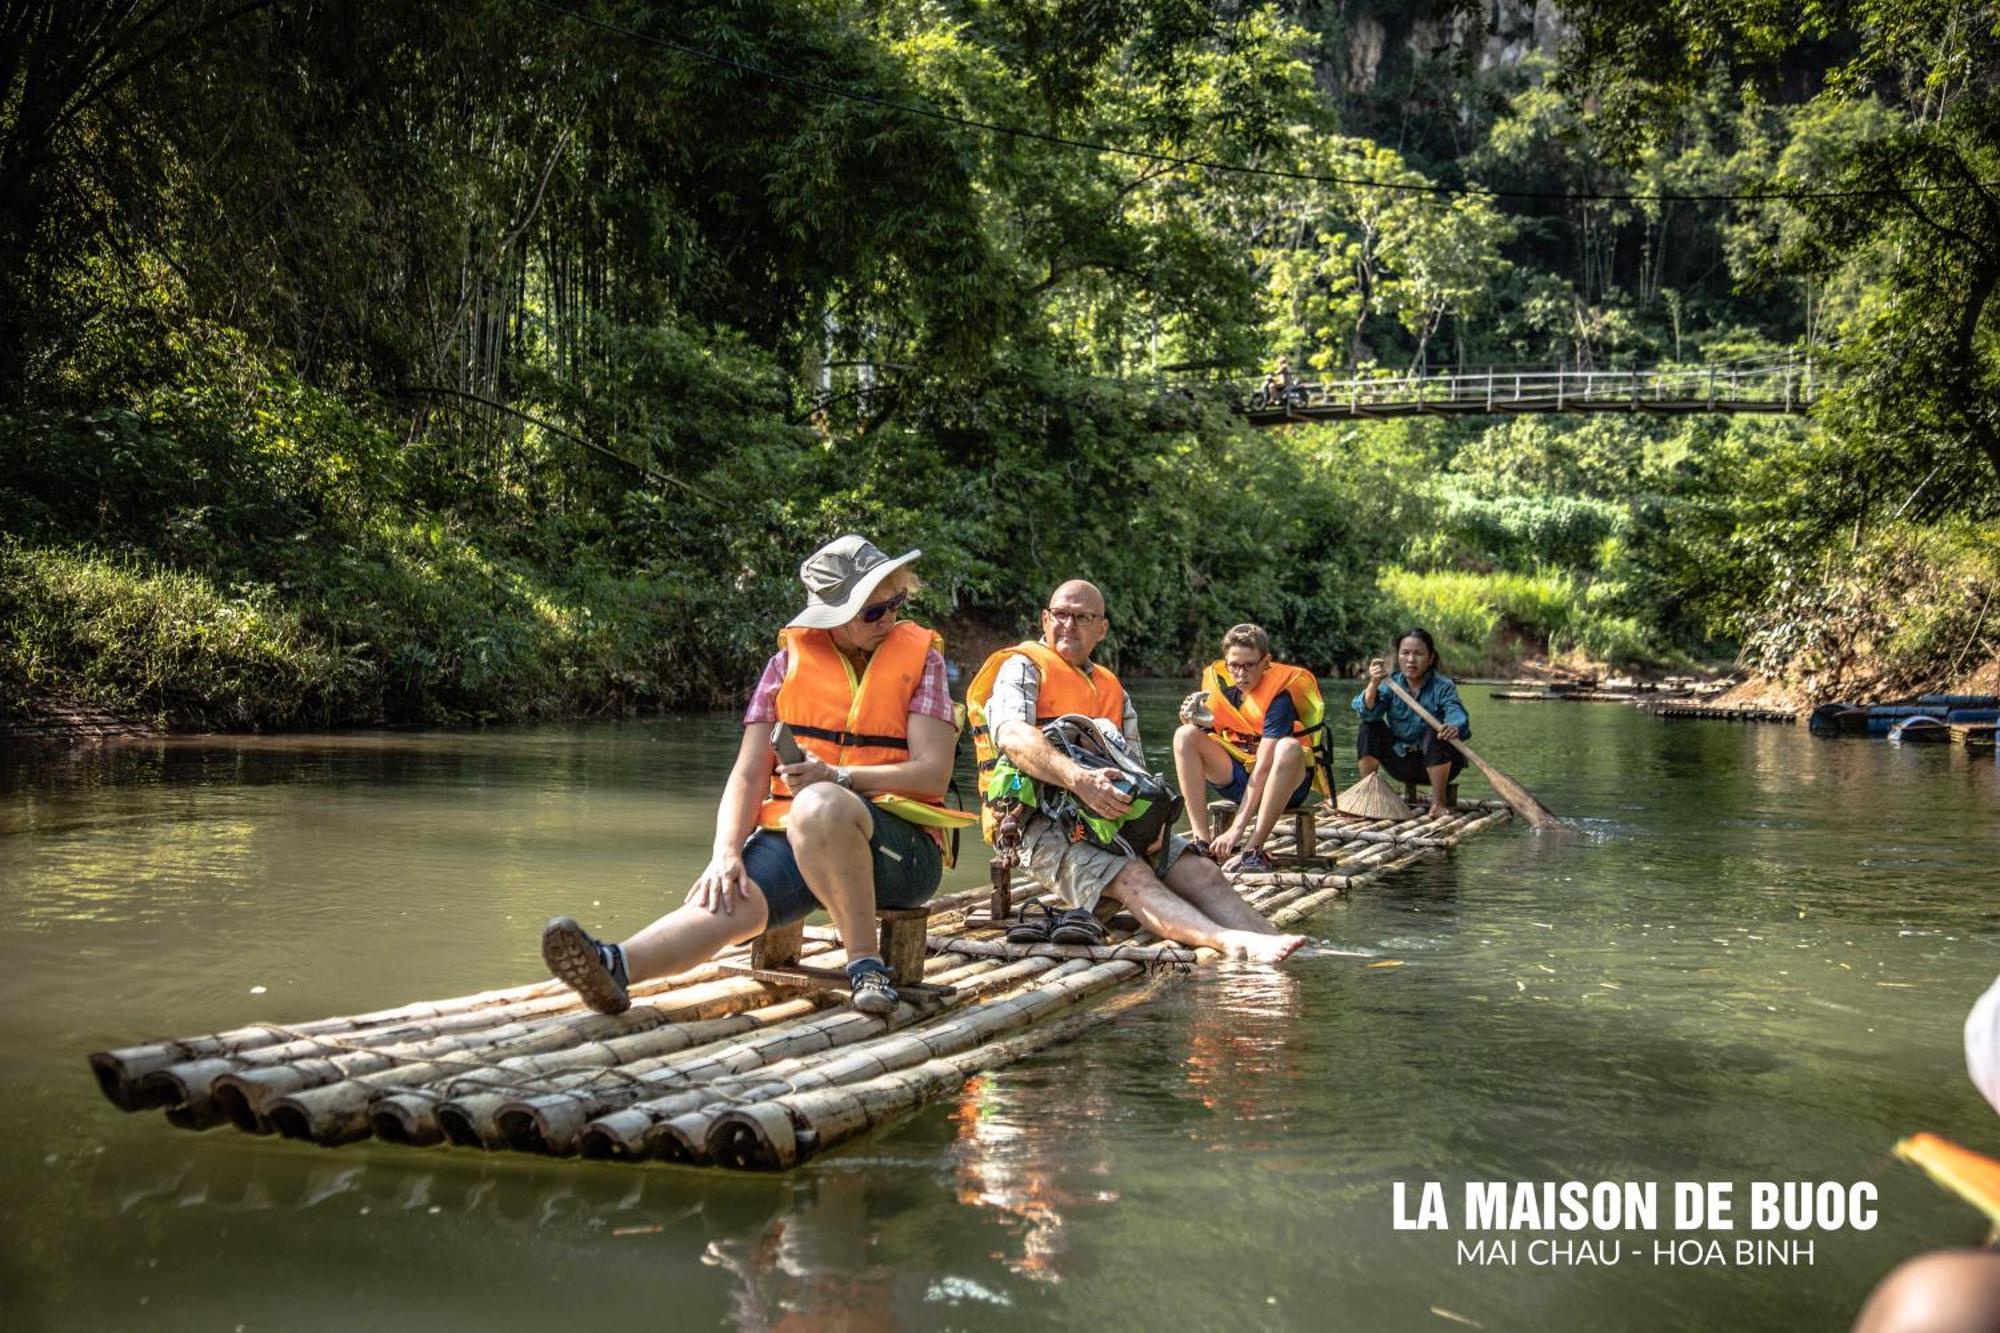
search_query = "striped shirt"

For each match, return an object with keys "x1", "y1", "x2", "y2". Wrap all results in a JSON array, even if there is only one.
[{"x1": 743, "y1": 648, "x2": 955, "y2": 725}]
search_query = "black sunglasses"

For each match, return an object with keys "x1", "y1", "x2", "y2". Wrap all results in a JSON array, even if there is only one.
[{"x1": 860, "y1": 590, "x2": 909, "y2": 624}]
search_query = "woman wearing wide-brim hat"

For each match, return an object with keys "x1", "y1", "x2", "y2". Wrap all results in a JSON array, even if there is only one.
[{"x1": 541, "y1": 535, "x2": 973, "y2": 1016}]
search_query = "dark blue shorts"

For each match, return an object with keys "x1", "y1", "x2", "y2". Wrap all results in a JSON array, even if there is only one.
[
  {"x1": 1355, "y1": 717, "x2": 1466, "y2": 786},
  {"x1": 1214, "y1": 755, "x2": 1315, "y2": 809},
  {"x1": 743, "y1": 803, "x2": 943, "y2": 927}
]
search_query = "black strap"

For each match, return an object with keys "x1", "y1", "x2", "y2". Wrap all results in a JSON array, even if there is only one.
[{"x1": 787, "y1": 722, "x2": 909, "y2": 751}]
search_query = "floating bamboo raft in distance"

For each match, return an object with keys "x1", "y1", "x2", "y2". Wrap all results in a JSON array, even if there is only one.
[
  {"x1": 90, "y1": 801, "x2": 1511, "y2": 1172},
  {"x1": 1638, "y1": 700, "x2": 1799, "y2": 723},
  {"x1": 1954, "y1": 722, "x2": 1997, "y2": 753}
]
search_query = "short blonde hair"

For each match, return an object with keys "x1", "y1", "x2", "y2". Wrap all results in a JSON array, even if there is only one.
[
  {"x1": 878, "y1": 566, "x2": 924, "y2": 598},
  {"x1": 1222, "y1": 623, "x2": 1270, "y2": 657}
]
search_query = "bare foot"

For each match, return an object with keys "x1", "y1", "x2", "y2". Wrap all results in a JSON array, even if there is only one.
[
  {"x1": 1217, "y1": 930, "x2": 1307, "y2": 964},
  {"x1": 1427, "y1": 802, "x2": 1451, "y2": 818}
]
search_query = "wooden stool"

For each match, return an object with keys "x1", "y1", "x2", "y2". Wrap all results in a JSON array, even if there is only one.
[
  {"x1": 1402, "y1": 781, "x2": 1460, "y2": 809},
  {"x1": 989, "y1": 855, "x2": 1014, "y2": 925},
  {"x1": 750, "y1": 918, "x2": 806, "y2": 969},
  {"x1": 1206, "y1": 799, "x2": 1326, "y2": 867},
  {"x1": 1268, "y1": 804, "x2": 1323, "y2": 868},
  {"x1": 875, "y1": 907, "x2": 931, "y2": 987},
  {"x1": 734, "y1": 907, "x2": 952, "y2": 1005}
]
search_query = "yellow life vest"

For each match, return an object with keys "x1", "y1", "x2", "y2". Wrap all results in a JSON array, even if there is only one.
[
  {"x1": 1198, "y1": 659, "x2": 1331, "y2": 799},
  {"x1": 964, "y1": 640, "x2": 1126, "y2": 843}
]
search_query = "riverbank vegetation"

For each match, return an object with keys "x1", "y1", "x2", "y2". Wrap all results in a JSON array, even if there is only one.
[{"x1": 2, "y1": 1, "x2": 1995, "y2": 727}]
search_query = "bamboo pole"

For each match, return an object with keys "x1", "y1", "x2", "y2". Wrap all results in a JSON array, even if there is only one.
[
  {"x1": 508, "y1": 956, "x2": 1061, "y2": 1157},
  {"x1": 91, "y1": 977, "x2": 586, "y2": 1111},
  {"x1": 707, "y1": 981, "x2": 1168, "y2": 1169},
  {"x1": 91, "y1": 943, "x2": 824, "y2": 1114},
  {"x1": 472, "y1": 957, "x2": 1021, "y2": 1155},
  {"x1": 372, "y1": 994, "x2": 830, "y2": 1147},
  {"x1": 203, "y1": 960, "x2": 843, "y2": 1136},
  {"x1": 574, "y1": 956, "x2": 1099, "y2": 1161},
  {"x1": 250, "y1": 961, "x2": 882, "y2": 1144},
  {"x1": 658, "y1": 959, "x2": 1128, "y2": 1166}
]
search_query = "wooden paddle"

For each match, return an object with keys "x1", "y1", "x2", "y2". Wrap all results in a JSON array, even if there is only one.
[{"x1": 1381, "y1": 675, "x2": 1568, "y2": 831}]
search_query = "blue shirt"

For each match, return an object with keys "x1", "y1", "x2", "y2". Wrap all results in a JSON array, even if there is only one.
[
  {"x1": 1352, "y1": 672, "x2": 1470, "y2": 756},
  {"x1": 1221, "y1": 684, "x2": 1299, "y2": 740}
]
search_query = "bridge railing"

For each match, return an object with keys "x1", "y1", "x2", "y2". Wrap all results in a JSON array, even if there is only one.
[{"x1": 1248, "y1": 362, "x2": 1818, "y2": 414}]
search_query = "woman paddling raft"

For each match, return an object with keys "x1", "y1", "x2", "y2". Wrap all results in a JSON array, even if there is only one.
[
  {"x1": 1352, "y1": 627, "x2": 1471, "y2": 819},
  {"x1": 541, "y1": 535, "x2": 975, "y2": 1018}
]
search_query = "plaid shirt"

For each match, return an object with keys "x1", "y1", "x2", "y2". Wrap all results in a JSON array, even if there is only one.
[{"x1": 743, "y1": 648, "x2": 954, "y2": 725}]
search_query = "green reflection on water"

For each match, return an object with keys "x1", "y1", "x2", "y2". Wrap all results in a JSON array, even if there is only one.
[{"x1": 2, "y1": 686, "x2": 1997, "y2": 1330}]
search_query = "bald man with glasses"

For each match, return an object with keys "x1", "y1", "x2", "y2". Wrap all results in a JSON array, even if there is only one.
[{"x1": 969, "y1": 580, "x2": 1305, "y2": 965}]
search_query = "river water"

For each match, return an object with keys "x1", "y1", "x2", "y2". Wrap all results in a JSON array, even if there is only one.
[{"x1": 3, "y1": 683, "x2": 1997, "y2": 1331}]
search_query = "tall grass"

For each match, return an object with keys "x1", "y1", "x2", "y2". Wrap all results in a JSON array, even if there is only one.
[
  {"x1": 1376, "y1": 566, "x2": 1662, "y2": 673},
  {"x1": 0, "y1": 544, "x2": 347, "y2": 728}
]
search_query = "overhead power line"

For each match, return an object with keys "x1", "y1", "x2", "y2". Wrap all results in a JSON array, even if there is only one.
[{"x1": 522, "y1": 0, "x2": 1997, "y2": 206}]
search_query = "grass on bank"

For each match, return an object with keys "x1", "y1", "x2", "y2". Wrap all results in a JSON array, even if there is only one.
[
  {"x1": 0, "y1": 535, "x2": 728, "y2": 729},
  {"x1": 1377, "y1": 565, "x2": 1664, "y2": 675}
]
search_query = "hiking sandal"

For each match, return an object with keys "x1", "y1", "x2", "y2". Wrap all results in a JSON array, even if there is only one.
[
  {"x1": 1005, "y1": 900, "x2": 1057, "y2": 944},
  {"x1": 1050, "y1": 907, "x2": 1109, "y2": 946}
]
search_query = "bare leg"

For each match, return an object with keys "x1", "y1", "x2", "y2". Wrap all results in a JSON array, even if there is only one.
[
  {"x1": 1172, "y1": 724, "x2": 1233, "y2": 840},
  {"x1": 1164, "y1": 850, "x2": 1280, "y2": 933},
  {"x1": 620, "y1": 888, "x2": 770, "y2": 985},
  {"x1": 1246, "y1": 738, "x2": 1308, "y2": 850},
  {"x1": 1108, "y1": 860, "x2": 1305, "y2": 964},
  {"x1": 1425, "y1": 760, "x2": 1454, "y2": 817},
  {"x1": 784, "y1": 783, "x2": 884, "y2": 964}
]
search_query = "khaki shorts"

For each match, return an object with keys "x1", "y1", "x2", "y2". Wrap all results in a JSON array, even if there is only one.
[{"x1": 1015, "y1": 813, "x2": 1197, "y2": 913}]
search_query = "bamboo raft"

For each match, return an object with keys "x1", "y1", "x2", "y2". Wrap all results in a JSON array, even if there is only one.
[
  {"x1": 89, "y1": 801, "x2": 1511, "y2": 1172},
  {"x1": 1953, "y1": 722, "x2": 1997, "y2": 753},
  {"x1": 1489, "y1": 689, "x2": 1683, "y2": 703},
  {"x1": 1638, "y1": 700, "x2": 1799, "y2": 723}
]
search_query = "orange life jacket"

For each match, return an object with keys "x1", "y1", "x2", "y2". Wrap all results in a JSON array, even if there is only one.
[
  {"x1": 964, "y1": 640, "x2": 1127, "y2": 843},
  {"x1": 1198, "y1": 659, "x2": 1331, "y2": 799},
  {"x1": 758, "y1": 623, "x2": 974, "y2": 849}
]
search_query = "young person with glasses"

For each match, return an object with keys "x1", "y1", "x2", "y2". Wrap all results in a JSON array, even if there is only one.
[
  {"x1": 541, "y1": 535, "x2": 974, "y2": 1017},
  {"x1": 964, "y1": 580, "x2": 1304, "y2": 964},
  {"x1": 1172, "y1": 623, "x2": 1329, "y2": 872}
]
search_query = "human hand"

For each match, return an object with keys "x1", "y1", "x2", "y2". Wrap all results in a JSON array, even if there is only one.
[
  {"x1": 1437, "y1": 723, "x2": 1460, "y2": 741},
  {"x1": 1179, "y1": 691, "x2": 1211, "y2": 725},
  {"x1": 1211, "y1": 822, "x2": 1247, "y2": 859},
  {"x1": 692, "y1": 851, "x2": 753, "y2": 915},
  {"x1": 1367, "y1": 658, "x2": 1387, "y2": 683},
  {"x1": 777, "y1": 754, "x2": 837, "y2": 790},
  {"x1": 1071, "y1": 768, "x2": 1133, "y2": 820}
]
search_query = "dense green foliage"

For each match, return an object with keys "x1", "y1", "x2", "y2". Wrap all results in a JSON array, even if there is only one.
[{"x1": 2, "y1": 0, "x2": 1996, "y2": 726}]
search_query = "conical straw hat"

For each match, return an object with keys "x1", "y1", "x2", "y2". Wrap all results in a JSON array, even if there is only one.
[{"x1": 1336, "y1": 770, "x2": 1415, "y2": 820}]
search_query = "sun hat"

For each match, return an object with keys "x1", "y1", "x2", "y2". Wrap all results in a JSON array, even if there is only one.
[{"x1": 786, "y1": 534, "x2": 921, "y2": 629}]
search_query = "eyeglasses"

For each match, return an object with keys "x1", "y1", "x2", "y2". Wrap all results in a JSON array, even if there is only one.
[
  {"x1": 860, "y1": 591, "x2": 909, "y2": 624},
  {"x1": 1044, "y1": 608, "x2": 1101, "y2": 626},
  {"x1": 1223, "y1": 657, "x2": 1268, "y2": 675}
]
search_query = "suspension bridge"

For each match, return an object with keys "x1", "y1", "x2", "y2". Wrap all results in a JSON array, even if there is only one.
[{"x1": 1241, "y1": 361, "x2": 1819, "y2": 424}]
